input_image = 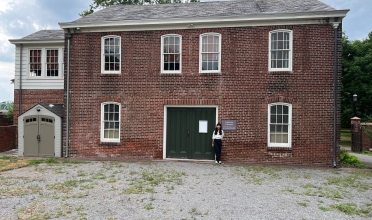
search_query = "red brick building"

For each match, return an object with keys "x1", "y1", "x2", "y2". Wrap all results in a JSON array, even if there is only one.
[{"x1": 11, "y1": 0, "x2": 348, "y2": 166}]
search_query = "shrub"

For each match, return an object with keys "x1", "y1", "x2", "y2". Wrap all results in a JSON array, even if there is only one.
[{"x1": 340, "y1": 150, "x2": 363, "y2": 167}]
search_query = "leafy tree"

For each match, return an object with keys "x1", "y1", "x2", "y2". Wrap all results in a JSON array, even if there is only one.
[
  {"x1": 80, "y1": 0, "x2": 199, "y2": 17},
  {"x1": 341, "y1": 31, "x2": 372, "y2": 127},
  {"x1": 5, "y1": 103, "x2": 14, "y2": 124}
]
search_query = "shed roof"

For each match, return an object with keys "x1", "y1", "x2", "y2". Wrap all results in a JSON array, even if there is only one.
[{"x1": 71, "y1": 0, "x2": 336, "y2": 24}]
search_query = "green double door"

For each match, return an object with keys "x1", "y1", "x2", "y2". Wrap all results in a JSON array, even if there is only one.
[{"x1": 166, "y1": 108, "x2": 216, "y2": 160}]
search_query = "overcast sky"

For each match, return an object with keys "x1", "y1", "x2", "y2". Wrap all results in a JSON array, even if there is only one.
[{"x1": 0, "y1": 0, "x2": 371, "y2": 102}]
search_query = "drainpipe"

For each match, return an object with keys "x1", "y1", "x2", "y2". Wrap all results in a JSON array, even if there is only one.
[
  {"x1": 333, "y1": 20, "x2": 339, "y2": 168},
  {"x1": 19, "y1": 44, "x2": 23, "y2": 116},
  {"x1": 65, "y1": 30, "x2": 71, "y2": 158}
]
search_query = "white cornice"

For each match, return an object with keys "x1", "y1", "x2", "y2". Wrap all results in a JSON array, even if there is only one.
[
  {"x1": 59, "y1": 10, "x2": 349, "y2": 31},
  {"x1": 8, "y1": 39, "x2": 64, "y2": 45}
]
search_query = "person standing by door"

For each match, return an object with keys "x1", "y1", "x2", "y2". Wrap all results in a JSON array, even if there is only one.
[{"x1": 212, "y1": 122, "x2": 224, "y2": 164}]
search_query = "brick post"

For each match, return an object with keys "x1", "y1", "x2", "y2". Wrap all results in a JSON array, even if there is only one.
[{"x1": 350, "y1": 117, "x2": 361, "y2": 152}]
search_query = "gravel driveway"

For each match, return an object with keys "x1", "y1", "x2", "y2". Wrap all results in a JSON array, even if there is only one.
[{"x1": 0, "y1": 160, "x2": 371, "y2": 220}]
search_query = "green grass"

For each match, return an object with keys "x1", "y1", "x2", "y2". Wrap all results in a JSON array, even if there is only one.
[{"x1": 341, "y1": 128, "x2": 351, "y2": 147}]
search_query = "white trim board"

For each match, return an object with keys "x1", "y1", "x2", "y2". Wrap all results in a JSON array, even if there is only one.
[{"x1": 163, "y1": 105, "x2": 219, "y2": 159}]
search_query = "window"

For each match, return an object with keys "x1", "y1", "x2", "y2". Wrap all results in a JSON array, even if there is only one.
[
  {"x1": 268, "y1": 103, "x2": 292, "y2": 147},
  {"x1": 29, "y1": 50, "x2": 42, "y2": 76},
  {"x1": 269, "y1": 30, "x2": 292, "y2": 71},
  {"x1": 199, "y1": 33, "x2": 221, "y2": 73},
  {"x1": 102, "y1": 36, "x2": 121, "y2": 74},
  {"x1": 46, "y1": 49, "x2": 59, "y2": 77},
  {"x1": 28, "y1": 48, "x2": 63, "y2": 78},
  {"x1": 101, "y1": 102, "x2": 121, "y2": 142},
  {"x1": 161, "y1": 34, "x2": 181, "y2": 73}
]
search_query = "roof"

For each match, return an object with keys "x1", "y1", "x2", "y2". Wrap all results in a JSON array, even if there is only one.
[
  {"x1": 71, "y1": 0, "x2": 336, "y2": 24},
  {"x1": 40, "y1": 104, "x2": 64, "y2": 117},
  {"x1": 9, "y1": 30, "x2": 65, "y2": 44},
  {"x1": 19, "y1": 103, "x2": 64, "y2": 118},
  {"x1": 21, "y1": 30, "x2": 65, "y2": 40}
]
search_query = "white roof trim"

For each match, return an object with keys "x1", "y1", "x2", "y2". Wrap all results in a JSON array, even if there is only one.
[{"x1": 8, "y1": 39, "x2": 64, "y2": 45}]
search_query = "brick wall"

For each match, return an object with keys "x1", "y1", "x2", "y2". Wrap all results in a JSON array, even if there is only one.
[
  {"x1": 0, "y1": 114, "x2": 9, "y2": 126},
  {"x1": 65, "y1": 24, "x2": 342, "y2": 166},
  {"x1": 13, "y1": 89, "x2": 64, "y2": 125},
  {"x1": 0, "y1": 125, "x2": 16, "y2": 152},
  {"x1": 362, "y1": 124, "x2": 372, "y2": 150}
]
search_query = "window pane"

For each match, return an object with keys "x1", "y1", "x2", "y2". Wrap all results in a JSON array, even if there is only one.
[
  {"x1": 270, "y1": 125, "x2": 275, "y2": 132},
  {"x1": 270, "y1": 115, "x2": 276, "y2": 123},
  {"x1": 270, "y1": 134, "x2": 276, "y2": 143},
  {"x1": 277, "y1": 105, "x2": 282, "y2": 114},
  {"x1": 271, "y1": 33, "x2": 277, "y2": 41},
  {"x1": 213, "y1": 61, "x2": 219, "y2": 70},
  {"x1": 283, "y1": 106, "x2": 289, "y2": 114},
  {"x1": 282, "y1": 134, "x2": 288, "y2": 143},
  {"x1": 104, "y1": 122, "x2": 109, "y2": 129},
  {"x1": 113, "y1": 130, "x2": 119, "y2": 139},
  {"x1": 202, "y1": 62, "x2": 207, "y2": 70},
  {"x1": 271, "y1": 60, "x2": 276, "y2": 68},
  {"x1": 278, "y1": 41, "x2": 283, "y2": 49},
  {"x1": 276, "y1": 125, "x2": 282, "y2": 132},
  {"x1": 283, "y1": 115, "x2": 288, "y2": 124},
  {"x1": 283, "y1": 125, "x2": 288, "y2": 133},
  {"x1": 276, "y1": 134, "x2": 283, "y2": 143},
  {"x1": 277, "y1": 51, "x2": 283, "y2": 59},
  {"x1": 277, "y1": 61, "x2": 282, "y2": 68},
  {"x1": 270, "y1": 106, "x2": 276, "y2": 114},
  {"x1": 278, "y1": 32, "x2": 283, "y2": 40},
  {"x1": 271, "y1": 51, "x2": 276, "y2": 59}
]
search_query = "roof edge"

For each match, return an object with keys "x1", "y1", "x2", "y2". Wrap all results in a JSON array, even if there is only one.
[
  {"x1": 59, "y1": 10, "x2": 349, "y2": 29},
  {"x1": 8, "y1": 39, "x2": 65, "y2": 45}
]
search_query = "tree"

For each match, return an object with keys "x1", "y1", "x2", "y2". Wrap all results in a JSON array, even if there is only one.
[
  {"x1": 341, "y1": 31, "x2": 372, "y2": 127},
  {"x1": 80, "y1": 0, "x2": 199, "y2": 17}
]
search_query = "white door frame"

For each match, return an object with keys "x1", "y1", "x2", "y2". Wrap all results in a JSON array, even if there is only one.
[{"x1": 163, "y1": 105, "x2": 218, "y2": 159}]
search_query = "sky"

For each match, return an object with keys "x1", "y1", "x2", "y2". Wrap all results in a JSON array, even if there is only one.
[{"x1": 0, "y1": 0, "x2": 371, "y2": 102}]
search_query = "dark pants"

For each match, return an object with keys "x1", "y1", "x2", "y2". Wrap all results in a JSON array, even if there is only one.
[{"x1": 214, "y1": 139, "x2": 222, "y2": 162}]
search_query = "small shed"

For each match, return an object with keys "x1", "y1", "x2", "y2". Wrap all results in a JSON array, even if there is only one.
[{"x1": 18, "y1": 104, "x2": 63, "y2": 157}]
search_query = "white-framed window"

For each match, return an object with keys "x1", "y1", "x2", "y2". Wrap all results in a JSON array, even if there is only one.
[
  {"x1": 199, "y1": 33, "x2": 221, "y2": 73},
  {"x1": 28, "y1": 48, "x2": 63, "y2": 78},
  {"x1": 101, "y1": 35, "x2": 121, "y2": 74},
  {"x1": 268, "y1": 102, "x2": 292, "y2": 148},
  {"x1": 161, "y1": 34, "x2": 181, "y2": 73},
  {"x1": 269, "y1": 30, "x2": 293, "y2": 71},
  {"x1": 101, "y1": 102, "x2": 121, "y2": 142}
]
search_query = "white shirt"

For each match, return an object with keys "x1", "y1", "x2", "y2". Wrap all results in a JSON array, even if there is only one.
[{"x1": 212, "y1": 130, "x2": 224, "y2": 140}]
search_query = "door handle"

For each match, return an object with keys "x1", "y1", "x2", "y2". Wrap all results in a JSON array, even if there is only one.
[
  {"x1": 187, "y1": 129, "x2": 190, "y2": 137},
  {"x1": 37, "y1": 134, "x2": 40, "y2": 143}
]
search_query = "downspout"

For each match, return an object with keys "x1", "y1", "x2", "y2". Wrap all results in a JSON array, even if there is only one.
[
  {"x1": 19, "y1": 44, "x2": 23, "y2": 116},
  {"x1": 333, "y1": 20, "x2": 339, "y2": 168},
  {"x1": 65, "y1": 31, "x2": 71, "y2": 158}
]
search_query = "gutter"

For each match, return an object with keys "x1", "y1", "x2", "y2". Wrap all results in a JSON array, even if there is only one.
[
  {"x1": 333, "y1": 21, "x2": 340, "y2": 168},
  {"x1": 19, "y1": 44, "x2": 23, "y2": 117},
  {"x1": 65, "y1": 31, "x2": 71, "y2": 158}
]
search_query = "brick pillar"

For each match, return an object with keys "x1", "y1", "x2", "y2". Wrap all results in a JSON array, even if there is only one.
[{"x1": 350, "y1": 117, "x2": 361, "y2": 152}]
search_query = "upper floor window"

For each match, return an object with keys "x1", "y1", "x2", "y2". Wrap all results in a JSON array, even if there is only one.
[
  {"x1": 28, "y1": 48, "x2": 63, "y2": 78},
  {"x1": 161, "y1": 34, "x2": 181, "y2": 73},
  {"x1": 30, "y1": 50, "x2": 42, "y2": 77},
  {"x1": 101, "y1": 102, "x2": 121, "y2": 142},
  {"x1": 199, "y1": 33, "x2": 221, "y2": 73},
  {"x1": 47, "y1": 49, "x2": 59, "y2": 77},
  {"x1": 101, "y1": 36, "x2": 121, "y2": 74},
  {"x1": 269, "y1": 30, "x2": 292, "y2": 71},
  {"x1": 268, "y1": 103, "x2": 292, "y2": 148}
]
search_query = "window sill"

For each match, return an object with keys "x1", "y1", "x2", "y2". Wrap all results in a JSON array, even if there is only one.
[
  {"x1": 267, "y1": 146, "x2": 292, "y2": 151},
  {"x1": 160, "y1": 73, "x2": 183, "y2": 76},
  {"x1": 199, "y1": 72, "x2": 222, "y2": 75},
  {"x1": 268, "y1": 70, "x2": 293, "y2": 74},
  {"x1": 100, "y1": 73, "x2": 122, "y2": 77},
  {"x1": 100, "y1": 141, "x2": 121, "y2": 146}
]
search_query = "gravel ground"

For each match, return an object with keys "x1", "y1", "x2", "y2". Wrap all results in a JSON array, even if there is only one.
[{"x1": 0, "y1": 160, "x2": 371, "y2": 220}]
